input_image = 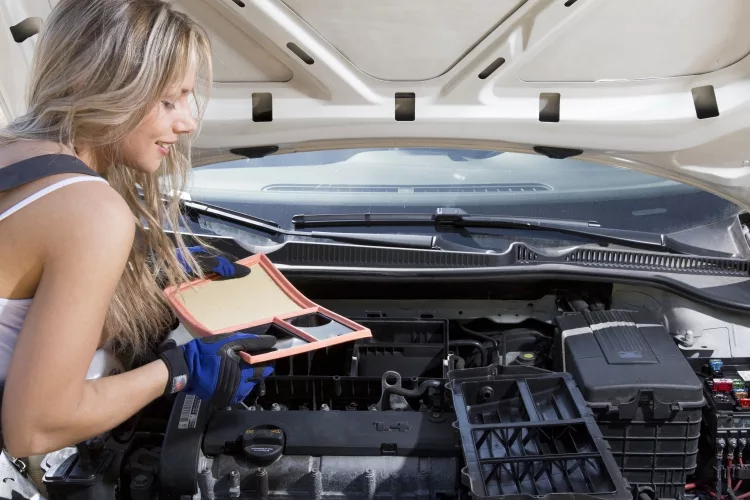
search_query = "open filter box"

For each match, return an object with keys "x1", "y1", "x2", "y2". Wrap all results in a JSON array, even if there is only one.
[{"x1": 163, "y1": 253, "x2": 372, "y2": 364}]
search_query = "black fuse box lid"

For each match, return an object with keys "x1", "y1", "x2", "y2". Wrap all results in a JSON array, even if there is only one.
[{"x1": 556, "y1": 309, "x2": 704, "y2": 417}]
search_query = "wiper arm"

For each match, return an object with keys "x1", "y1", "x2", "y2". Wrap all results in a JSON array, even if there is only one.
[
  {"x1": 292, "y1": 208, "x2": 672, "y2": 252},
  {"x1": 180, "y1": 200, "x2": 437, "y2": 250}
]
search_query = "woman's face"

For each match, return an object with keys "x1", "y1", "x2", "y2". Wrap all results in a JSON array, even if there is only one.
[{"x1": 120, "y1": 71, "x2": 198, "y2": 173}]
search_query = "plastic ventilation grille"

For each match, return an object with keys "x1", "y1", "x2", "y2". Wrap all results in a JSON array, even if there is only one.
[
  {"x1": 516, "y1": 246, "x2": 539, "y2": 263},
  {"x1": 565, "y1": 249, "x2": 750, "y2": 275},
  {"x1": 413, "y1": 184, "x2": 550, "y2": 193},
  {"x1": 264, "y1": 185, "x2": 398, "y2": 193},
  {"x1": 263, "y1": 183, "x2": 550, "y2": 193},
  {"x1": 279, "y1": 243, "x2": 494, "y2": 268}
]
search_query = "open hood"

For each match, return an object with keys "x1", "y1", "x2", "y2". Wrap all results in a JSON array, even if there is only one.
[{"x1": 3, "y1": 0, "x2": 750, "y2": 209}]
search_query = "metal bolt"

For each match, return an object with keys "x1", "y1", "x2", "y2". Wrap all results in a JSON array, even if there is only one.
[
  {"x1": 271, "y1": 403, "x2": 281, "y2": 411},
  {"x1": 368, "y1": 404, "x2": 378, "y2": 411},
  {"x1": 132, "y1": 474, "x2": 150, "y2": 488},
  {"x1": 320, "y1": 404, "x2": 330, "y2": 411},
  {"x1": 229, "y1": 470, "x2": 240, "y2": 498}
]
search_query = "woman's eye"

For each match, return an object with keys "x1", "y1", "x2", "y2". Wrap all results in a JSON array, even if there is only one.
[{"x1": 163, "y1": 100, "x2": 176, "y2": 110}]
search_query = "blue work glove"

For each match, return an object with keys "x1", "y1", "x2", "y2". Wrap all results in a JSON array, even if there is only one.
[
  {"x1": 158, "y1": 332, "x2": 276, "y2": 407},
  {"x1": 176, "y1": 246, "x2": 251, "y2": 280}
]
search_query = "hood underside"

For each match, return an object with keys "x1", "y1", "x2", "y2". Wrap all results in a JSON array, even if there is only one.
[{"x1": 2, "y1": 0, "x2": 750, "y2": 209}]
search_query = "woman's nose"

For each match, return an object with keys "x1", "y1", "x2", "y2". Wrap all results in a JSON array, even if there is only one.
[{"x1": 175, "y1": 110, "x2": 197, "y2": 135}]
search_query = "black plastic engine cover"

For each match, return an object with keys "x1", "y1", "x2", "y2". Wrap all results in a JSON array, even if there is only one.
[
  {"x1": 556, "y1": 309, "x2": 703, "y2": 415},
  {"x1": 204, "y1": 409, "x2": 459, "y2": 458}
]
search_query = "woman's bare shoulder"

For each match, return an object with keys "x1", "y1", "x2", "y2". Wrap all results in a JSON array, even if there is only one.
[
  {"x1": 0, "y1": 142, "x2": 134, "y2": 299},
  {"x1": 0, "y1": 140, "x2": 132, "y2": 231},
  {"x1": 0, "y1": 140, "x2": 77, "y2": 169},
  {"x1": 12, "y1": 170, "x2": 133, "y2": 251}
]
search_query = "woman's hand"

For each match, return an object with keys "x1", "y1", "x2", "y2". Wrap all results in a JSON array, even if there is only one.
[
  {"x1": 158, "y1": 332, "x2": 275, "y2": 407},
  {"x1": 176, "y1": 246, "x2": 251, "y2": 280}
]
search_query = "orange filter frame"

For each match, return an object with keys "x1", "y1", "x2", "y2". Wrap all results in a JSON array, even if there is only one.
[{"x1": 163, "y1": 253, "x2": 372, "y2": 364}]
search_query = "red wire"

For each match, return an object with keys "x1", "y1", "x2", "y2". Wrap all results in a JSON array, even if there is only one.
[{"x1": 736, "y1": 457, "x2": 746, "y2": 491}]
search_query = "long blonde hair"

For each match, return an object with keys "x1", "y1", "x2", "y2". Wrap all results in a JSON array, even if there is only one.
[{"x1": 0, "y1": 0, "x2": 214, "y2": 355}]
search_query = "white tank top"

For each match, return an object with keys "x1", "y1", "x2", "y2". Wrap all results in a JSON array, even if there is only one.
[{"x1": 0, "y1": 176, "x2": 110, "y2": 384}]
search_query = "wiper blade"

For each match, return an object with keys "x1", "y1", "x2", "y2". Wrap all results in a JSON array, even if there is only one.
[
  {"x1": 180, "y1": 200, "x2": 436, "y2": 250},
  {"x1": 292, "y1": 208, "x2": 672, "y2": 252}
]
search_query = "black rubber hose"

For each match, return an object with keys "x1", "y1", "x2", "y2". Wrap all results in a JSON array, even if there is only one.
[
  {"x1": 458, "y1": 324, "x2": 499, "y2": 349},
  {"x1": 458, "y1": 324, "x2": 502, "y2": 363},
  {"x1": 448, "y1": 340, "x2": 487, "y2": 367},
  {"x1": 384, "y1": 379, "x2": 442, "y2": 398}
]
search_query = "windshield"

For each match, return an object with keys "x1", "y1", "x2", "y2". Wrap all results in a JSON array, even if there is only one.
[{"x1": 184, "y1": 147, "x2": 739, "y2": 235}]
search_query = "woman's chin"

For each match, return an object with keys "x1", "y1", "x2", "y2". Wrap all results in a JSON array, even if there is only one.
[{"x1": 125, "y1": 158, "x2": 164, "y2": 175}]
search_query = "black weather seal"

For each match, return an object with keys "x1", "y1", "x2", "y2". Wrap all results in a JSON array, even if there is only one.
[
  {"x1": 692, "y1": 85, "x2": 720, "y2": 119},
  {"x1": 252, "y1": 93, "x2": 273, "y2": 122},
  {"x1": 10, "y1": 17, "x2": 41, "y2": 43},
  {"x1": 533, "y1": 146, "x2": 583, "y2": 159},
  {"x1": 229, "y1": 146, "x2": 279, "y2": 158}
]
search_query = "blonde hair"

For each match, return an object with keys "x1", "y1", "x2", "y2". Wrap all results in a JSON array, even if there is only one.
[{"x1": 0, "y1": 0, "x2": 214, "y2": 355}]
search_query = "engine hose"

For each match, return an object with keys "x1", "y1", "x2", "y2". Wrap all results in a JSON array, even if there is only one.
[
  {"x1": 384, "y1": 379, "x2": 442, "y2": 398},
  {"x1": 458, "y1": 324, "x2": 498, "y2": 348},
  {"x1": 448, "y1": 340, "x2": 487, "y2": 366},
  {"x1": 457, "y1": 324, "x2": 501, "y2": 361}
]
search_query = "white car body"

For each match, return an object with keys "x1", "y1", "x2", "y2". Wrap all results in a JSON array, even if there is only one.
[{"x1": 1, "y1": 0, "x2": 749, "y2": 209}]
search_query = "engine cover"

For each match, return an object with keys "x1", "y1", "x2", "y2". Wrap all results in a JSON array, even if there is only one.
[
  {"x1": 209, "y1": 455, "x2": 458, "y2": 500},
  {"x1": 204, "y1": 408, "x2": 458, "y2": 457},
  {"x1": 159, "y1": 393, "x2": 460, "y2": 498}
]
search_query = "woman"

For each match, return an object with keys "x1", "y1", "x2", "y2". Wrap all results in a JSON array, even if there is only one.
[{"x1": 0, "y1": 0, "x2": 274, "y2": 461}]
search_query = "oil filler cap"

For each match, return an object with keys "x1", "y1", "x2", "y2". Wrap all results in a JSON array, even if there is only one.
[{"x1": 242, "y1": 425, "x2": 285, "y2": 465}]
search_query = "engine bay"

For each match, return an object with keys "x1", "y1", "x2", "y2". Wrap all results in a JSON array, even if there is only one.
[{"x1": 29, "y1": 280, "x2": 750, "y2": 500}]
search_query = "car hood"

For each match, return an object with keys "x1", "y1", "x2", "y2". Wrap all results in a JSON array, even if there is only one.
[{"x1": 3, "y1": 0, "x2": 750, "y2": 210}]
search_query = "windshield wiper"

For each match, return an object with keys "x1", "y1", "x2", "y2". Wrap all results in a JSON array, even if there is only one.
[
  {"x1": 180, "y1": 200, "x2": 437, "y2": 250},
  {"x1": 292, "y1": 208, "x2": 674, "y2": 253}
]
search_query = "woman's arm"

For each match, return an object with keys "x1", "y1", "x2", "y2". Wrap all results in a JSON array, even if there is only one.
[{"x1": 1, "y1": 181, "x2": 170, "y2": 457}]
